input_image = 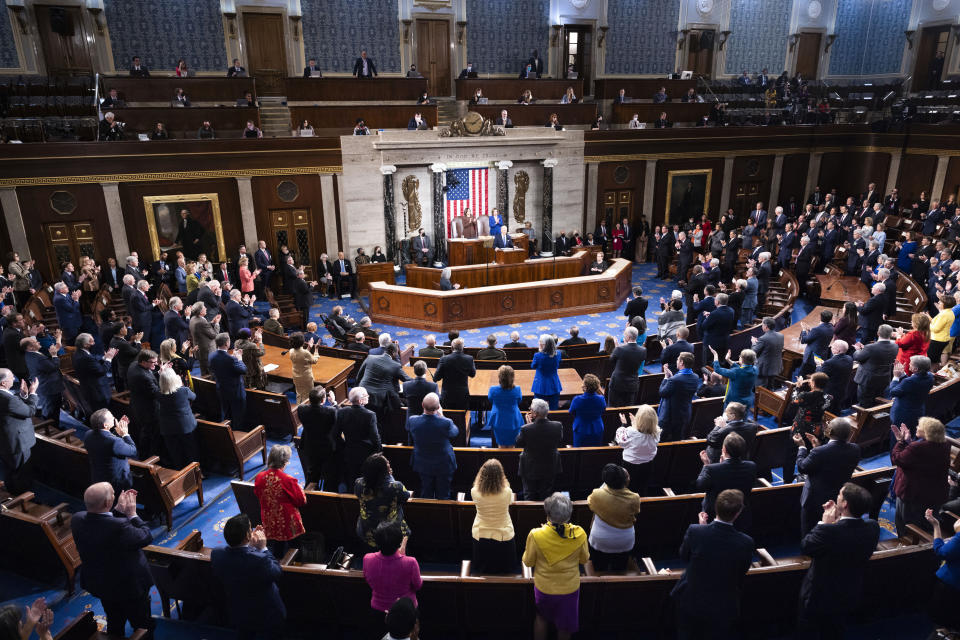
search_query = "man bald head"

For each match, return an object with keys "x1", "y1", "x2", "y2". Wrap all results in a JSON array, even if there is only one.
[
  {"x1": 422, "y1": 392, "x2": 441, "y2": 414},
  {"x1": 84, "y1": 482, "x2": 115, "y2": 513}
]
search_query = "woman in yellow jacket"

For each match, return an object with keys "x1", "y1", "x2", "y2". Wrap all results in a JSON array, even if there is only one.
[
  {"x1": 522, "y1": 493, "x2": 589, "y2": 640},
  {"x1": 288, "y1": 332, "x2": 319, "y2": 404},
  {"x1": 928, "y1": 294, "x2": 955, "y2": 367}
]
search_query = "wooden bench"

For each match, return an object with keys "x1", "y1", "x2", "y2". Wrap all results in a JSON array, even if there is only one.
[
  {"x1": 55, "y1": 610, "x2": 148, "y2": 639},
  {"x1": 196, "y1": 419, "x2": 267, "y2": 479}
]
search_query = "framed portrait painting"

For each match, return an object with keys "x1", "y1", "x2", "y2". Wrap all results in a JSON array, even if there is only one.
[
  {"x1": 665, "y1": 169, "x2": 712, "y2": 225},
  {"x1": 142, "y1": 193, "x2": 225, "y2": 263}
]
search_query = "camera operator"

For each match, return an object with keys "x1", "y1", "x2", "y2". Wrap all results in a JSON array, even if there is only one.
[{"x1": 99, "y1": 112, "x2": 125, "y2": 141}]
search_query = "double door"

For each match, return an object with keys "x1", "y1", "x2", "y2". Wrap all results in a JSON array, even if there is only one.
[
  {"x1": 43, "y1": 221, "x2": 97, "y2": 278},
  {"x1": 269, "y1": 209, "x2": 316, "y2": 280}
]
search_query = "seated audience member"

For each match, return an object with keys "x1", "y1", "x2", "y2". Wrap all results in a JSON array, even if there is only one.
[
  {"x1": 0, "y1": 598, "x2": 55, "y2": 639},
  {"x1": 355, "y1": 453, "x2": 412, "y2": 550},
  {"x1": 363, "y1": 522, "x2": 422, "y2": 632},
  {"x1": 561, "y1": 86, "x2": 578, "y2": 104},
  {"x1": 458, "y1": 61, "x2": 478, "y2": 78},
  {"x1": 83, "y1": 408, "x2": 137, "y2": 494},
  {"x1": 242, "y1": 120, "x2": 263, "y2": 139},
  {"x1": 696, "y1": 372, "x2": 726, "y2": 398},
  {"x1": 593, "y1": 115, "x2": 606, "y2": 130},
  {"x1": 407, "y1": 111, "x2": 429, "y2": 130},
  {"x1": 924, "y1": 508, "x2": 960, "y2": 631},
  {"x1": 418, "y1": 334, "x2": 443, "y2": 357},
  {"x1": 254, "y1": 445, "x2": 307, "y2": 558},
  {"x1": 516, "y1": 399, "x2": 563, "y2": 500},
  {"x1": 587, "y1": 464, "x2": 641, "y2": 572},
  {"x1": 488, "y1": 365, "x2": 523, "y2": 448},
  {"x1": 704, "y1": 402, "x2": 758, "y2": 463},
  {"x1": 696, "y1": 433, "x2": 758, "y2": 532},
  {"x1": 98, "y1": 112, "x2": 124, "y2": 141},
  {"x1": 504, "y1": 332, "x2": 527, "y2": 348},
  {"x1": 477, "y1": 334, "x2": 506, "y2": 361},
  {"x1": 197, "y1": 120, "x2": 216, "y2": 139},
  {"x1": 236, "y1": 91, "x2": 257, "y2": 108},
  {"x1": 653, "y1": 87, "x2": 668, "y2": 103},
  {"x1": 172, "y1": 87, "x2": 190, "y2": 107},
  {"x1": 495, "y1": 109, "x2": 513, "y2": 127},
  {"x1": 559, "y1": 326, "x2": 586, "y2": 347},
  {"x1": 408, "y1": 392, "x2": 458, "y2": 499},
  {"x1": 406, "y1": 64, "x2": 422, "y2": 78},
  {"x1": 545, "y1": 113, "x2": 562, "y2": 130},
  {"x1": 794, "y1": 417, "x2": 861, "y2": 535},
  {"x1": 298, "y1": 119, "x2": 314, "y2": 137},
  {"x1": 264, "y1": 308, "x2": 283, "y2": 334},
  {"x1": 416, "y1": 90, "x2": 431, "y2": 104},
  {"x1": 211, "y1": 514, "x2": 285, "y2": 640},
  {"x1": 303, "y1": 58, "x2": 322, "y2": 77},
  {"x1": 798, "y1": 483, "x2": 882, "y2": 638},
  {"x1": 157, "y1": 368, "x2": 198, "y2": 468},
  {"x1": 149, "y1": 122, "x2": 169, "y2": 140},
  {"x1": 517, "y1": 89, "x2": 535, "y2": 105},
  {"x1": 129, "y1": 55, "x2": 150, "y2": 77},
  {"x1": 891, "y1": 417, "x2": 950, "y2": 537},
  {"x1": 353, "y1": 119, "x2": 370, "y2": 135},
  {"x1": 522, "y1": 493, "x2": 589, "y2": 639},
  {"x1": 654, "y1": 112, "x2": 672, "y2": 128},
  {"x1": 470, "y1": 459, "x2": 517, "y2": 574},
  {"x1": 227, "y1": 58, "x2": 247, "y2": 77},
  {"x1": 298, "y1": 387, "x2": 339, "y2": 489},
  {"x1": 101, "y1": 88, "x2": 125, "y2": 109},
  {"x1": 615, "y1": 405, "x2": 660, "y2": 496},
  {"x1": 613, "y1": 88, "x2": 628, "y2": 104},
  {"x1": 628, "y1": 113, "x2": 641, "y2": 129},
  {"x1": 346, "y1": 331, "x2": 371, "y2": 353},
  {"x1": 174, "y1": 58, "x2": 189, "y2": 77},
  {"x1": 569, "y1": 373, "x2": 606, "y2": 447}
]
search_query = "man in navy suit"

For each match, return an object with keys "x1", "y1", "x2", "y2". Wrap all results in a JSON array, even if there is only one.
[
  {"x1": 696, "y1": 433, "x2": 758, "y2": 531},
  {"x1": 795, "y1": 417, "x2": 861, "y2": 535},
  {"x1": 209, "y1": 333, "x2": 247, "y2": 428},
  {"x1": 163, "y1": 297, "x2": 191, "y2": 346},
  {"x1": 73, "y1": 333, "x2": 117, "y2": 412},
  {"x1": 704, "y1": 402, "x2": 759, "y2": 463},
  {"x1": 211, "y1": 514, "x2": 285, "y2": 640},
  {"x1": 671, "y1": 489, "x2": 755, "y2": 640},
  {"x1": 772, "y1": 206, "x2": 788, "y2": 234},
  {"x1": 53, "y1": 282, "x2": 82, "y2": 344},
  {"x1": 856, "y1": 284, "x2": 887, "y2": 343},
  {"x1": 71, "y1": 482, "x2": 155, "y2": 637},
  {"x1": 225, "y1": 290, "x2": 253, "y2": 338},
  {"x1": 886, "y1": 355, "x2": 935, "y2": 437},
  {"x1": 777, "y1": 223, "x2": 795, "y2": 268},
  {"x1": 0, "y1": 370, "x2": 38, "y2": 493},
  {"x1": 23, "y1": 337, "x2": 63, "y2": 426},
  {"x1": 254, "y1": 240, "x2": 275, "y2": 292},
  {"x1": 750, "y1": 202, "x2": 768, "y2": 231},
  {"x1": 852, "y1": 323, "x2": 898, "y2": 406},
  {"x1": 817, "y1": 340, "x2": 854, "y2": 412},
  {"x1": 408, "y1": 393, "x2": 458, "y2": 499},
  {"x1": 128, "y1": 280, "x2": 157, "y2": 338},
  {"x1": 700, "y1": 293, "x2": 735, "y2": 357},
  {"x1": 127, "y1": 350, "x2": 161, "y2": 458},
  {"x1": 402, "y1": 361, "x2": 438, "y2": 441},
  {"x1": 798, "y1": 483, "x2": 881, "y2": 638},
  {"x1": 798, "y1": 309, "x2": 834, "y2": 376},
  {"x1": 83, "y1": 409, "x2": 138, "y2": 492},
  {"x1": 493, "y1": 227, "x2": 514, "y2": 249},
  {"x1": 658, "y1": 352, "x2": 701, "y2": 441},
  {"x1": 660, "y1": 326, "x2": 694, "y2": 374}
]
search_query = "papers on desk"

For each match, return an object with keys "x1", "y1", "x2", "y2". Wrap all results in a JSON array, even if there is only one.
[{"x1": 263, "y1": 364, "x2": 279, "y2": 372}]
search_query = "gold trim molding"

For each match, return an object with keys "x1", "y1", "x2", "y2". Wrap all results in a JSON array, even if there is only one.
[
  {"x1": 0, "y1": 166, "x2": 343, "y2": 188},
  {"x1": 585, "y1": 146, "x2": 902, "y2": 164}
]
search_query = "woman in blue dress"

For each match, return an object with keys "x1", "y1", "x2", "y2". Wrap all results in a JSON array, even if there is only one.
[
  {"x1": 531, "y1": 334, "x2": 562, "y2": 409},
  {"x1": 488, "y1": 365, "x2": 523, "y2": 447},
  {"x1": 569, "y1": 373, "x2": 607, "y2": 446},
  {"x1": 896, "y1": 230, "x2": 918, "y2": 273}
]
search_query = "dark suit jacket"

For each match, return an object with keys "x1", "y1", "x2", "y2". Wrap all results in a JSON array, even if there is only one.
[
  {"x1": 336, "y1": 404, "x2": 381, "y2": 463},
  {"x1": 624, "y1": 297, "x2": 648, "y2": 321},
  {"x1": 83, "y1": 428, "x2": 137, "y2": 489},
  {"x1": 671, "y1": 520, "x2": 754, "y2": 621},
  {"x1": 796, "y1": 440, "x2": 861, "y2": 508},
  {"x1": 129, "y1": 66, "x2": 150, "y2": 77},
  {"x1": 211, "y1": 544, "x2": 285, "y2": 629},
  {"x1": 402, "y1": 377, "x2": 438, "y2": 422},
  {"x1": 409, "y1": 413, "x2": 458, "y2": 475},
  {"x1": 0, "y1": 390, "x2": 37, "y2": 468},
  {"x1": 701, "y1": 305, "x2": 735, "y2": 348},
  {"x1": 72, "y1": 511, "x2": 154, "y2": 600},
  {"x1": 303, "y1": 65, "x2": 322, "y2": 78},
  {"x1": 705, "y1": 420, "x2": 759, "y2": 463},
  {"x1": 818, "y1": 353, "x2": 853, "y2": 408},
  {"x1": 25, "y1": 351, "x2": 63, "y2": 395},
  {"x1": 608, "y1": 342, "x2": 647, "y2": 396},
  {"x1": 852, "y1": 340, "x2": 897, "y2": 386},
  {"x1": 128, "y1": 290, "x2": 153, "y2": 334},
  {"x1": 157, "y1": 387, "x2": 197, "y2": 436},
  {"x1": 800, "y1": 518, "x2": 881, "y2": 614},
  {"x1": 53, "y1": 293, "x2": 82, "y2": 336},
  {"x1": 353, "y1": 56, "x2": 377, "y2": 77},
  {"x1": 127, "y1": 363, "x2": 159, "y2": 429},
  {"x1": 515, "y1": 419, "x2": 562, "y2": 482},
  {"x1": 857, "y1": 295, "x2": 885, "y2": 333},
  {"x1": 433, "y1": 352, "x2": 476, "y2": 407},
  {"x1": 696, "y1": 458, "x2": 758, "y2": 519},
  {"x1": 209, "y1": 350, "x2": 247, "y2": 404},
  {"x1": 74, "y1": 349, "x2": 112, "y2": 410},
  {"x1": 163, "y1": 310, "x2": 190, "y2": 344},
  {"x1": 753, "y1": 330, "x2": 784, "y2": 378},
  {"x1": 296, "y1": 404, "x2": 338, "y2": 475},
  {"x1": 198, "y1": 287, "x2": 221, "y2": 321},
  {"x1": 660, "y1": 340, "x2": 694, "y2": 373},
  {"x1": 493, "y1": 233, "x2": 514, "y2": 249},
  {"x1": 289, "y1": 277, "x2": 313, "y2": 311},
  {"x1": 357, "y1": 354, "x2": 410, "y2": 410},
  {"x1": 800, "y1": 323, "x2": 834, "y2": 366}
]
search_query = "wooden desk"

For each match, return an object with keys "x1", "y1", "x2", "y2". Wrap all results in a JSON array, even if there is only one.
[
  {"x1": 472, "y1": 104, "x2": 598, "y2": 127},
  {"x1": 403, "y1": 366, "x2": 583, "y2": 401},
  {"x1": 285, "y1": 77, "x2": 427, "y2": 102},
  {"x1": 356, "y1": 262, "x2": 395, "y2": 295},
  {"x1": 369, "y1": 258, "x2": 632, "y2": 331},
  {"x1": 289, "y1": 105, "x2": 438, "y2": 130},
  {"x1": 611, "y1": 103, "x2": 712, "y2": 125},
  {"x1": 447, "y1": 235, "x2": 529, "y2": 266},
  {"x1": 111, "y1": 106, "x2": 260, "y2": 138},
  {"x1": 104, "y1": 77, "x2": 257, "y2": 103},
  {"x1": 259, "y1": 344, "x2": 354, "y2": 401},
  {"x1": 456, "y1": 79, "x2": 583, "y2": 101},
  {"x1": 406, "y1": 250, "x2": 592, "y2": 290},
  {"x1": 813, "y1": 273, "x2": 870, "y2": 306},
  {"x1": 593, "y1": 79, "x2": 696, "y2": 101},
  {"x1": 495, "y1": 248, "x2": 526, "y2": 264}
]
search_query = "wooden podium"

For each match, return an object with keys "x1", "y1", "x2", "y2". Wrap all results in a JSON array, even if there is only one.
[
  {"x1": 356, "y1": 262, "x2": 395, "y2": 295},
  {"x1": 494, "y1": 248, "x2": 526, "y2": 264},
  {"x1": 448, "y1": 234, "x2": 529, "y2": 266}
]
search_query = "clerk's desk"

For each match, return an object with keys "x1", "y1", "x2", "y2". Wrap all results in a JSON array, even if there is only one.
[
  {"x1": 448, "y1": 234, "x2": 529, "y2": 266},
  {"x1": 370, "y1": 255, "x2": 631, "y2": 331},
  {"x1": 405, "y1": 249, "x2": 594, "y2": 290}
]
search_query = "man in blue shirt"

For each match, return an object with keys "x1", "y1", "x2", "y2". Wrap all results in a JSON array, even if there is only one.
[{"x1": 658, "y1": 351, "x2": 701, "y2": 441}]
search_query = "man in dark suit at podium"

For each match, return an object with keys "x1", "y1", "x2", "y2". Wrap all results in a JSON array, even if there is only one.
[
  {"x1": 353, "y1": 50, "x2": 377, "y2": 78},
  {"x1": 303, "y1": 58, "x2": 322, "y2": 78},
  {"x1": 129, "y1": 56, "x2": 150, "y2": 77},
  {"x1": 227, "y1": 59, "x2": 247, "y2": 78},
  {"x1": 494, "y1": 227, "x2": 514, "y2": 249},
  {"x1": 495, "y1": 109, "x2": 513, "y2": 128},
  {"x1": 458, "y1": 62, "x2": 478, "y2": 79}
]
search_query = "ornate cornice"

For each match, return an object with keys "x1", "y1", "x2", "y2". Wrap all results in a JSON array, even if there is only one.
[{"x1": 0, "y1": 166, "x2": 343, "y2": 187}]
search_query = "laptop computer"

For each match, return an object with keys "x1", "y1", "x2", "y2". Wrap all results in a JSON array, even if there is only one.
[{"x1": 478, "y1": 97, "x2": 489, "y2": 104}]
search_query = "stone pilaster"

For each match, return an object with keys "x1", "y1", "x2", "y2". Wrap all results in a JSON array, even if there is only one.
[
  {"x1": 496, "y1": 160, "x2": 513, "y2": 222},
  {"x1": 380, "y1": 165, "x2": 398, "y2": 263},
  {"x1": 541, "y1": 158, "x2": 560, "y2": 255},
  {"x1": 234, "y1": 177, "x2": 259, "y2": 252},
  {"x1": 0, "y1": 188, "x2": 30, "y2": 258},
  {"x1": 101, "y1": 182, "x2": 130, "y2": 260},
  {"x1": 430, "y1": 163, "x2": 448, "y2": 266}
]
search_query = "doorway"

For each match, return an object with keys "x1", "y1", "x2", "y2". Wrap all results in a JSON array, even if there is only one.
[
  {"x1": 34, "y1": 5, "x2": 93, "y2": 75},
  {"x1": 602, "y1": 190, "x2": 633, "y2": 233},
  {"x1": 415, "y1": 19, "x2": 452, "y2": 97},
  {"x1": 686, "y1": 30, "x2": 715, "y2": 78},
  {"x1": 562, "y1": 26, "x2": 592, "y2": 91},
  {"x1": 43, "y1": 221, "x2": 98, "y2": 280},
  {"x1": 913, "y1": 26, "x2": 950, "y2": 91},
  {"x1": 270, "y1": 209, "x2": 319, "y2": 281},
  {"x1": 733, "y1": 182, "x2": 763, "y2": 222},
  {"x1": 795, "y1": 33, "x2": 822, "y2": 80},
  {"x1": 242, "y1": 13, "x2": 287, "y2": 95}
]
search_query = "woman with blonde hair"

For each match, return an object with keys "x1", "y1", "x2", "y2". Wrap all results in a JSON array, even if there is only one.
[
  {"x1": 615, "y1": 404, "x2": 660, "y2": 495},
  {"x1": 237, "y1": 256, "x2": 259, "y2": 297},
  {"x1": 929, "y1": 295, "x2": 955, "y2": 366},
  {"x1": 488, "y1": 365, "x2": 523, "y2": 447},
  {"x1": 289, "y1": 332, "x2": 320, "y2": 404},
  {"x1": 158, "y1": 337, "x2": 193, "y2": 389},
  {"x1": 560, "y1": 86, "x2": 577, "y2": 104},
  {"x1": 890, "y1": 417, "x2": 950, "y2": 537},
  {"x1": 470, "y1": 459, "x2": 517, "y2": 573},
  {"x1": 185, "y1": 262, "x2": 200, "y2": 295},
  {"x1": 894, "y1": 313, "x2": 931, "y2": 368},
  {"x1": 157, "y1": 367, "x2": 198, "y2": 468}
]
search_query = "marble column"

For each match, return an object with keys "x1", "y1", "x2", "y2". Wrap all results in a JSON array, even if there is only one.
[
  {"x1": 430, "y1": 163, "x2": 447, "y2": 266},
  {"x1": 886, "y1": 152, "x2": 903, "y2": 192},
  {"x1": 586, "y1": 163, "x2": 599, "y2": 230},
  {"x1": 101, "y1": 182, "x2": 130, "y2": 260},
  {"x1": 234, "y1": 177, "x2": 259, "y2": 252},
  {"x1": 496, "y1": 160, "x2": 513, "y2": 221},
  {"x1": 804, "y1": 153, "x2": 823, "y2": 201},
  {"x1": 719, "y1": 156, "x2": 735, "y2": 215},
  {"x1": 642, "y1": 160, "x2": 657, "y2": 223},
  {"x1": 768, "y1": 153, "x2": 785, "y2": 208},
  {"x1": 541, "y1": 159, "x2": 559, "y2": 255},
  {"x1": 380, "y1": 165, "x2": 398, "y2": 263},
  {"x1": 0, "y1": 188, "x2": 30, "y2": 258},
  {"x1": 931, "y1": 155, "x2": 951, "y2": 202},
  {"x1": 319, "y1": 174, "x2": 340, "y2": 254}
]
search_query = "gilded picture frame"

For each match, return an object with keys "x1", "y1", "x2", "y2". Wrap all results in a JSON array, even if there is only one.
[
  {"x1": 142, "y1": 193, "x2": 225, "y2": 262},
  {"x1": 664, "y1": 169, "x2": 712, "y2": 224}
]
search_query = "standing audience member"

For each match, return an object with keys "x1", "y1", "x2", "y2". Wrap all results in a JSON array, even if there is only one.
[
  {"x1": 783, "y1": 372, "x2": 831, "y2": 484},
  {"x1": 817, "y1": 340, "x2": 854, "y2": 412},
  {"x1": 71, "y1": 483, "x2": 156, "y2": 637},
  {"x1": 363, "y1": 522, "x2": 422, "y2": 632},
  {"x1": 0, "y1": 370, "x2": 38, "y2": 493},
  {"x1": 338, "y1": 387, "x2": 381, "y2": 484},
  {"x1": 297, "y1": 388, "x2": 339, "y2": 490},
  {"x1": 408, "y1": 392, "x2": 458, "y2": 499},
  {"x1": 433, "y1": 338, "x2": 475, "y2": 410},
  {"x1": 254, "y1": 445, "x2": 307, "y2": 558},
  {"x1": 895, "y1": 314, "x2": 931, "y2": 367},
  {"x1": 709, "y1": 347, "x2": 758, "y2": 409},
  {"x1": 487, "y1": 365, "x2": 523, "y2": 448},
  {"x1": 704, "y1": 402, "x2": 758, "y2": 464},
  {"x1": 0, "y1": 597, "x2": 55, "y2": 640},
  {"x1": 924, "y1": 508, "x2": 960, "y2": 631},
  {"x1": 209, "y1": 333, "x2": 247, "y2": 428},
  {"x1": 355, "y1": 453, "x2": 412, "y2": 551},
  {"x1": 73, "y1": 333, "x2": 116, "y2": 411},
  {"x1": 852, "y1": 324, "x2": 898, "y2": 407},
  {"x1": 751, "y1": 317, "x2": 784, "y2": 389},
  {"x1": 586, "y1": 464, "x2": 641, "y2": 572},
  {"x1": 83, "y1": 408, "x2": 137, "y2": 494},
  {"x1": 522, "y1": 493, "x2": 589, "y2": 640},
  {"x1": 23, "y1": 335, "x2": 64, "y2": 427},
  {"x1": 607, "y1": 326, "x2": 647, "y2": 406},
  {"x1": 890, "y1": 417, "x2": 950, "y2": 537},
  {"x1": 568, "y1": 373, "x2": 607, "y2": 446},
  {"x1": 795, "y1": 418, "x2": 861, "y2": 535},
  {"x1": 470, "y1": 459, "x2": 517, "y2": 574},
  {"x1": 157, "y1": 367, "x2": 199, "y2": 468},
  {"x1": 288, "y1": 333, "x2": 320, "y2": 404},
  {"x1": 928, "y1": 295, "x2": 955, "y2": 366},
  {"x1": 696, "y1": 433, "x2": 758, "y2": 531},
  {"x1": 887, "y1": 355, "x2": 935, "y2": 438},
  {"x1": 189, "y1": 301, "x2": 218, "y2": 377},
  {"x1": 615, "y1": 404, "x2": 660, "y2": 495},
  {"x1": 516, "y1": 399, "x2": 563, "y2": 500},
  {"x1": 234, "y1": 328, "x2": 267, "y2": 390},
  {"x1": 658, "y1": 352, "x2": 701, "y2": 441},
  {"x1": 531, "y1": 335, "x2": 562, "y2": 410},
  {"x1": 211, "y1": 514, "x2": 285, "y2": 640}
]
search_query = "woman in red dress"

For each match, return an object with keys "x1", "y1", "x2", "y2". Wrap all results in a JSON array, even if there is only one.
[
  {"x1": 700, "y1": 215, "x2": 712, "y2": 250},
  {"x1": 611, "y1": 223, "x2": 624, "y2": 258},
  {"x1": 254, "y1": 444, "x2": 307, "y2": 558},
  {"x1": 894, "y1": 313, "x2": 931, "y2": 368}
]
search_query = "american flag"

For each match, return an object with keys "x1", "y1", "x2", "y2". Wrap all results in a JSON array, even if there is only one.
[{"x1": 445, "y1": 167, "x2": 488, "y2": 235}]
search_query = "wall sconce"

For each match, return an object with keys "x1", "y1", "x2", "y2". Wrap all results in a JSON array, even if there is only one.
[
  {"x1": 788, "y1": 33, "x2": 800, "y2": 51},
  {"x1": 904, "y1": 30, "x2": 915, "y2": 49},
  {"x1": 9, "y1": 6, "x2": 28, "y2": 34},
  {"x1": 402, "y1": 19, "x2": 412, "y2": 43},
  {"x1": 223, "y1": 12, "x2": 238, "y2": 38},
  {"x1": 718, "y1": 30, "x2": 731, "y2": 50},
  {"x1": 824, "y1": 34, "x2": 837, "y2": 52},
  {"x1": 551, "y1": 24, "x2": 561, "y2": 47},
  {"x1": 290, "y1": 15, "x2": 301, "y2": 41},
  {"x1": 456, "y1": 21, "x2": 466, "y2": 44},
  {"x1": 678, "y1": 29, "x2": 691, "y2": 51},
  {"x1": 598, "y1": 25, "x2": 608, "y2": 48},
  {"x1": 87, "y1": 7, "x2": 104, "y2": 35}
]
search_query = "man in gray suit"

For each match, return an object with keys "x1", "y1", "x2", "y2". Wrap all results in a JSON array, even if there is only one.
[
  {"x1": 189, "y1": 301, "x2": 220, "y2": 377},
  {"x1": 750, "y1": 317, "x2": 783, "y2": 389},
  {"x1": 412, "y1": 228, "x2": 432, "y2": 266},
  {"x1": 852, "y1": 324, "x2": 899, "y2": 407},
  {"x1": 0, "y1": 368, "x2": 39, "y2": 493},
  {"x1": 356, "y1": 343, "x2": 411, "y2": 432}
]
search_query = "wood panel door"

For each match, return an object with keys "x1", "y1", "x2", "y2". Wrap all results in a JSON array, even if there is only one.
[
  {"x1": 43, "y1": 221, "x2": 98, "y2": 279},
  {"x1": 795, "y1": 33, "x2": 822, "y2": 80},
  {"x1": 416, "y1": 19, "x2": 452, "y2": 97},
  {"x1": 602, "y1": 190, "x2": 633, "y2": 232},
  {"x1": 686, "y1": 31, "x2": 715, "y2": 78},
  {"x1": 733, "y1": 182, "x2": 763, "y2": 223},
  {"x1": 562, "y1": 26, "x2": 592, "y2": 92},
  {"x1": 270, "y1": 209, "x2": 316, "y2": 280},
  {"x1": 913, "y1": 26, "x2": 950, "y2": 91},
  {"x1": 35, "y1": 5, "x2": 93, "y2": 75},
  {"x1": 242, "y1": 13, "x2": 287, "y2": 95}
]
